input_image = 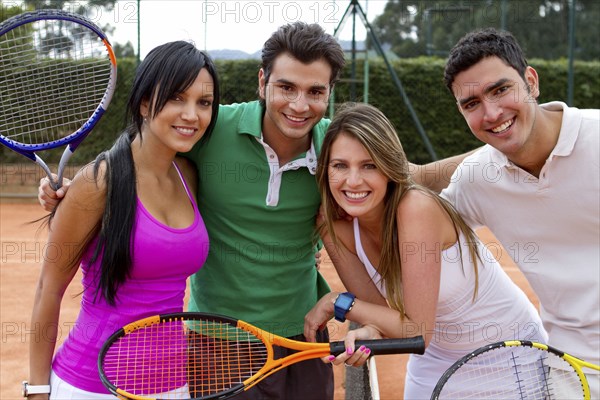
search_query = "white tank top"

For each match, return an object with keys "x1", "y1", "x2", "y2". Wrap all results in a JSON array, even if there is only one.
[
  {"x1": 352, "y1": 218, "x2": 547, "y2": 398},
  {"x1": 353, "y1": 218, "x2": 387, "y2": 296},
  {"x1": 351, "y1": 217, "x2": 546, "y2": 351}
]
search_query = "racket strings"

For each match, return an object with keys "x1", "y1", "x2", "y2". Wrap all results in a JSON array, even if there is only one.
[
  {"x1": 102, "y1": 318, "x2": 270, "y2": 399},
  {"x1": 0, "y1": 18, "x2": 111, "y2": 145},
  {"x1": 437, "y1": 346, "x2": 585, "y2": 399}
]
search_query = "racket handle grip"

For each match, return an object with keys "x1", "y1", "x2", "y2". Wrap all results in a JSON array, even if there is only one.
[{"x1": 330, "y1": 336, "x2": 426, "y2": 355}]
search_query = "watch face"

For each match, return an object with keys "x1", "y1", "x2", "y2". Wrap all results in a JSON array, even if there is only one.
[
  {"x1": 334, "y1": 293, "x2": 355, "y2": 322},
  {"x1": 336, "y1": 295, "x2": 354, "y2": 309}
]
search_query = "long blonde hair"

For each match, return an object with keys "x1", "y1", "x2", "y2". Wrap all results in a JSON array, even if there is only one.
[{"x1": 317, "y1": 103, "x2": 480, "y2": 317}]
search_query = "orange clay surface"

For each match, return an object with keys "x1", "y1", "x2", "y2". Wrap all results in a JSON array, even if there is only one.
[{"x1": 1, "y1": 203, "x2": 538, "y2": 399}]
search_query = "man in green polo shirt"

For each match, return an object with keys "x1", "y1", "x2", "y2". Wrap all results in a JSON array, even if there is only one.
[{"x1": 183, "y1": 23, "x2": 343, "y2": 399}]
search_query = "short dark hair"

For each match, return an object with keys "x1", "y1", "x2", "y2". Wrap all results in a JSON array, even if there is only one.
[
  {"x1": 261, "y1": 22, "x2": 346, "y2": 87},
  {"x1": 444, "y1": 28, "x2": 528, "y2": 92}
]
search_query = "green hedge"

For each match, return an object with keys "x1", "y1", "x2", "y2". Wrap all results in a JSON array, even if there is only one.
[{"x1": 2, "y1": 57, "x2": 598, "y2": 165}]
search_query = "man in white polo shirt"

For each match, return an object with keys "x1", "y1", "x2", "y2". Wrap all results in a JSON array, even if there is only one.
[{"x1": 442, "y1": 28, "x2": 599, "y2": 398}]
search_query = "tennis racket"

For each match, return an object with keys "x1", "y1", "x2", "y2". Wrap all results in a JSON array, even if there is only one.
[
  {"x1": 431, "y1": 340, "x2": 600, "y2": 400},
  {"x1": 98, "y1": 312, "x2": 425, "y2": 399},
  {"x1": 0, "y1": 9, "x2": 117, "y2": 189}
]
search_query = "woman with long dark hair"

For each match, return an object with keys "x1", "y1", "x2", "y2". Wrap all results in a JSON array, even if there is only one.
[{"x1": 27, "y1": 41, "x2": 219, "y2": 399}]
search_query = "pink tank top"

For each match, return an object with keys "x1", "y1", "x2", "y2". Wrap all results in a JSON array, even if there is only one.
[{"x1": 52, "y1": 162, "x2": 209, "y2": 393}]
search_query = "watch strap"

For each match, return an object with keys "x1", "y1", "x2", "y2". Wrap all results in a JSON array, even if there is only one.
[
  {"x1": 22, "y1": 381, "x2": 51, "y2": 397},
  {"x1": 333, "y1": 292, "x2": 356, "y2": 322}
]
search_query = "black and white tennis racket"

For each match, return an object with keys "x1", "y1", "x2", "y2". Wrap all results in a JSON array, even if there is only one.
[
  {"x1": 431, "y1": 340, "x2": 600, "y2": 400},
  {"x1": 0, "y1": 9, "x2": 117, "y2": 189},
  {"x1": 98, "y1": 312, "x2": 425, "y2": 399}
]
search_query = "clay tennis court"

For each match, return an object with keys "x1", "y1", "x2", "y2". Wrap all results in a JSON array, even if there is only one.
[{"x1": 1, "y1": 201, "x2": 538, "y2": 399}]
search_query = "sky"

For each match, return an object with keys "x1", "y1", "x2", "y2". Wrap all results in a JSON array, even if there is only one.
[{"x1": 91, "y1": 0, "x2": 389, "y2": 58}]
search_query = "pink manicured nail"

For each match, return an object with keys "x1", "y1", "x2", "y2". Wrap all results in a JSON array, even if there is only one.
[
  {"x1": 365, "y1": 348, "x2": 371, "y2": 355},
  {"x1": 358, "y1": 345, "x2": 366, "y2": 352},
  {"x1": 328, "y1": 355, "x2": 336, "y2": 361},
  {"x1": 347, "y1": 347, "x2": 354, "y2": 355}
]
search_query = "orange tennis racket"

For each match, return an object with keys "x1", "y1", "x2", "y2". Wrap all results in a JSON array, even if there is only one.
[{"x1": 98, "y1": 312, "x2": 425, "y2": 399}]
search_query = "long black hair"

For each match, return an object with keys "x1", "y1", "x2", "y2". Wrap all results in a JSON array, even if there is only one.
[{"x1": 91, "y1": 41, "x2": 220, "y2": 305}]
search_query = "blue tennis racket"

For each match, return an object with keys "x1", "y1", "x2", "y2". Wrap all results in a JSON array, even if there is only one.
[{"x1": 0, "y1": 9, "x2": 117, "y2": 189}]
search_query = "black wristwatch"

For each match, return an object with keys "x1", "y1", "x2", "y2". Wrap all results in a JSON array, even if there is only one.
[
  {"x1": 22, "y1": 381, "x2": 50, "y2": 397},
  {"x1": 333, "y1": 292, "x2": 356, "y2": 322}
]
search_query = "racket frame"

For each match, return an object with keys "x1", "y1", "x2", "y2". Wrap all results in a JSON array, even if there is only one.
[
  {"x1": 0, "y1": 9, "x2": 117, "y2": 189},
  {"x1": 99, "y1": 312, "x2": 425, "y2": 400},
  {"x1": 431, "y1": 339, "x2": 600, "y2": 400}
]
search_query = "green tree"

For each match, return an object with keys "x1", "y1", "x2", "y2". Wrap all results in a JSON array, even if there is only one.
[
  {"x1": 23, "y1": 0, "x2": 116, "y2": 12},
  {"x1": 24, "y1": 0, "x2": 116, "y2": 53},
  {"x1": 371, "y1": 0, "x2": 600, "y2": 60},
  {"x1": 114, "y1": 41, "x2": 135, "y2": 58},
  {"x1": 1, "y1": 1, "x2": 26, "y2": 21}
]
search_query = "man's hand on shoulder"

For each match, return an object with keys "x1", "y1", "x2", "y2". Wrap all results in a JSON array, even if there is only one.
[{"x1": 38, "y1": 176, "x2": 71, "y2": 212}]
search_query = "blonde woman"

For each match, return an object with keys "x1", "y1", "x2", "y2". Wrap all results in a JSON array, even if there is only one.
[{"x1": 304, "y1": 103, "x2": 547, "y2": 398}]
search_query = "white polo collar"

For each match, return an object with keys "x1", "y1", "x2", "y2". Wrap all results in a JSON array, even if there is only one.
[{"x1": 255, "y1": 135, "x2": 318, "y2": 207}]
